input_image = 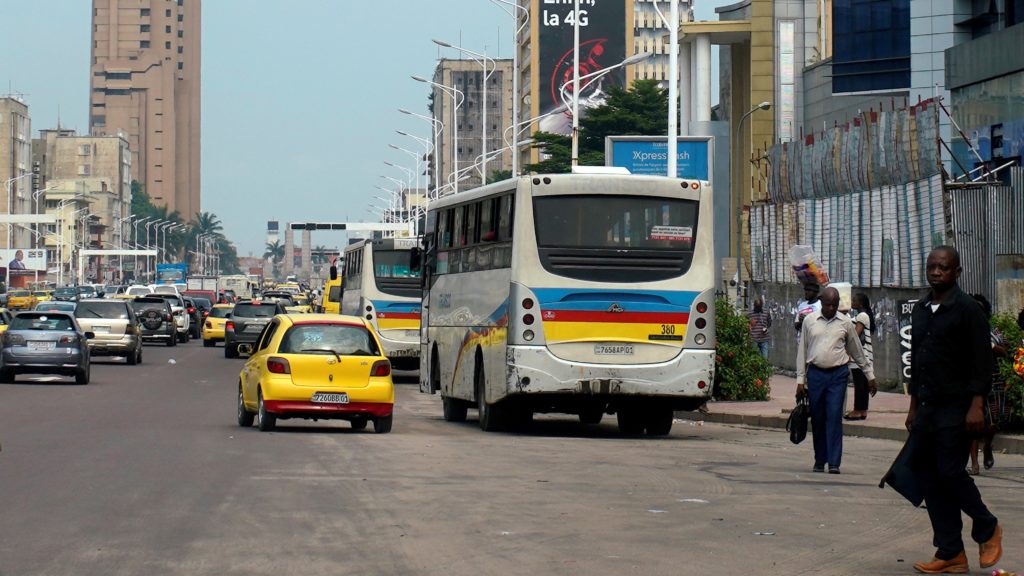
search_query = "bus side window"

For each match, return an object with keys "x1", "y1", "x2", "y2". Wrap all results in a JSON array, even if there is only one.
[
  {"x1": 466, "y1": 202, "x2": 479, "y2": 245},
  {"x1": 498, "y1": 194, "x2": 514, "y2": 241},
  {"x1": 480, "y1": 198, "x2": 496, "y2": 242}
]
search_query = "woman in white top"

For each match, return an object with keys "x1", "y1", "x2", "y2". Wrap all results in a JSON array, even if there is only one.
[{"x1": 844, "y1": 293, "x2": 876, "y2": 420}]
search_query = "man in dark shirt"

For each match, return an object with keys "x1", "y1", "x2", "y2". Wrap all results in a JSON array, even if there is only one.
[{"x1": 907, "y1": 246, "x2": 1002, "y2": 574}]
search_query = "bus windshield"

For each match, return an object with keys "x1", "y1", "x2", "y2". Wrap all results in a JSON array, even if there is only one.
[
  {"x1": 373, "y1": 250, "x2": 420, "y2": 279},
  {"x1": 533, "y1": 195, "x2": 698, "y2": 251}
]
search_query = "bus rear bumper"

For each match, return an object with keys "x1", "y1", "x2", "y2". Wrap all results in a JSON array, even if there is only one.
[{"x1": 506, "y1": 345, "x2": 714, "y2": 400}]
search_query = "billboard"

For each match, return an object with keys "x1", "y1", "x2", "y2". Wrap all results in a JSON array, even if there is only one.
[
  {"x1": 0, "y1": 249, "x2": 46, "y2": 271},
  {"x1": 537, "y1": 0, "x2": 627, "y2": 135},
  {"x1": 606, "y1": 136, "x2": 712, "y2": 181}
]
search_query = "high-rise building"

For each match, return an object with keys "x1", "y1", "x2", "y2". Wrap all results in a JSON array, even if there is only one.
[
  {"x1": 89, "y1": 0, "x2": 201, "y2": 220},
  {"x1": 430, "y1": 58, "x2": 514, "y2": 193},
  {"x1": 633, "y1": 0, "x2": 694, "y2": 82},
  {"x1": 0, "y1": 96, "x2": 33, "y2": 250}
]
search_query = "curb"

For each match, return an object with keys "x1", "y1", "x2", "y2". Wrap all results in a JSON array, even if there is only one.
[{"x1": 676, "y1": 411, "x2": 1024, "y2": 455}]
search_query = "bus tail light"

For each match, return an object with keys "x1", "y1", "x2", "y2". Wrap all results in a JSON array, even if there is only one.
[
  {"x1": 523, "y1": 329, "x2": 535, "y2": 342},
  {"x1": 267, "y1": 357, "x2": 291, "y2": 374},
  {"x1": 522, "y1": 314, "x2": 535, "y2": 326},
  {"x1": 695, "y1": 318, "x2": 706, "y2": 329},
  {"x1": 691, "y1": 182, "x2": 700, "y2": 190},
  {"x1": 522, "y1": 298, "x2": 534, "y2": 310},
  {"x1": 370, "y1": 360, "x2": 391, "y2": 377},
  {"x1": 695, "y1": 302, "x2": 708, "y2": 314},
  {"x1": 698, "y1": 380, "x2": 707, "y2": 389},
  {"x1": 694, "y1": 334, "x2": 706, "y2": 345}
]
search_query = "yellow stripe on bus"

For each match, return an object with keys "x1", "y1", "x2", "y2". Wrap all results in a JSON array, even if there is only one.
[
  {"x1": 376, "y1": 318, "x2": 421, "y2": 331},
  {"x1": 542, "y1": 321, "x2": 687, "y2": 345}
]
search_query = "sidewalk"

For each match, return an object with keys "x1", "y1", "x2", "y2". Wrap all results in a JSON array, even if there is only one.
[{"x1": 677, "y1": 374, "x2": 1024, "y2": 455}]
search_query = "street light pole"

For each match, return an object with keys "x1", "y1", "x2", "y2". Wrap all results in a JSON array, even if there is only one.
[
  {"x1": 433, "y1": 40, "x2": 496, "y2": 183},
  {"x1": 398, "y1": 109, "x2": 444, "y2": 201},
  {"x1": 488, "y1": 0, "x2": 529, "y2": 176},
  {"x1": 734, "y1": 101, "x2": 771, "y2": 309},
  {"x1": 412, "y1": 75, "x2": 464, "y2": 194}
]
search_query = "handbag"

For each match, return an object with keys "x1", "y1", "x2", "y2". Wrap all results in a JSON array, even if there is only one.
[
  {"x1": 786, "y1": 396, "x2": 810, "y2": 444},
  {"x1": 879, "y1": 432, "x2": 927, "y2": 507}
]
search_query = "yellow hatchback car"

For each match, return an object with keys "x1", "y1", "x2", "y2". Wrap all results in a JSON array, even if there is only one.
[
  {"x1": 7, "y1": 290, "x2": 37, "y2": 311},
  {"x1": 284, "y1": 295, "x2": 312, "y2": 314},
  {"x1": 33, "y1": 290, "x2": 53, "y2": 303},
  {"x1": 202, "y1": 304, "x2": 234, "y2": 347},
  {"x1": 237, "y1": 314, "x2": 394, "y2": 433}
]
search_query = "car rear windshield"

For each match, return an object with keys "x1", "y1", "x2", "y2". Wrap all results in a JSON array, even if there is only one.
[
  {"x1": 10, "y1": 291, "x2": 29, "y2": 297},
  {"x1": 278, "y1": 324, "x2": 380, "y2": 356},
  {"x1": 76, "y1": 301, "x2": 130, "y2": 320},
  {"x1": 233, "y1": 303, "x2": 279, "y2": 318},
  {"x1": 10, "y1": 314, "x2": 75, "y2": 331},
  {"x1": 131, "y1": 299, "x2": 169, "y2": 312},
  {"x1": 37, "y1": 303, "x2": 74, "y2": 312},
  {"x1": 533, "y1": 194, "x2": 698, "y2": 250},
  {"x1": 209, "y1": 307, "x2": 232, "y2": 319},
  {"x1": 54, "y1": 288, "x2": 77, "y2": 297},
  {"x1": 192, "y1": 298, "x2": 212, "y2": 309}
]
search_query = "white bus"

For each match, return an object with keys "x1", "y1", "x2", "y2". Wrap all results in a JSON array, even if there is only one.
[
  {"x1": 341, "y1": 238, "x2": 421, "y2": 370},
  {"x1": 418, "y1": 173, "x2": 716, "y2": 434}
]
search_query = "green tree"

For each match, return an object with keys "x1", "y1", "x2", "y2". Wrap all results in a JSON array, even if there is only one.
[
  {"x1": 488, "y1": 169, "x2": 512, "y2": 183},
  {"x1": 713, "y1": 299, "x2": 772, "y2": 401},
  {"x1": 264, "y1": 240, "x2": 285, "y2": 279},
  {"x1": 524, "y1": 79, "x2": 670, "y2": 174}
]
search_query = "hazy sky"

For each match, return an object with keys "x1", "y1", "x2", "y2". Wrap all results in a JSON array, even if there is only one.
[{"x1": 1, "y1": 0, "x2": 726, "y2": 256}]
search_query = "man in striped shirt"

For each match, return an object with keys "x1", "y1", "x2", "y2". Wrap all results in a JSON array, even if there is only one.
[{"x1": 748, "y1": 297, "x2": 771, "y2": 359}]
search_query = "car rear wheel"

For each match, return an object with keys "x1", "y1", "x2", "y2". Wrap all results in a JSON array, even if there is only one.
[
  {"x1": 178, "y1": 331, "x2": 188, "y2": 344},
  {"x1": 350, "y1": 416, "x2": 368, "y2": 430},
  {"x1": 225, "y1": 343, "x2": 239, "y2": 358},
  {"x1": 127, "y1": 346, "x2": 140, "y2": 365},
  {"x1": 0, "y1": 369, "x2": 14, "y2": 383},
  {"x1": 257, "y1": 389, "x2": 275, "y2": 432},
  {"x1": 75, "y1": 366, "x2": 90, "y2": 385},
  {"x1": 166, "y1": 334, "x2": 177, "y2": 347},
  {"x1": 203, "y1": 339, "x2": 214, "y2": 348},
  {"x1": 237, "y1": 384, "x2": 255, "y2": 427},
  {"x1": 373, "y1": 415, "x2": 393, "y2": 434}
]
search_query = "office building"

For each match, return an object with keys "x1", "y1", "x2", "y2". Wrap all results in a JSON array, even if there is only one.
[
  {"x1": 0, "y1": 97, "x2": 33, "y2": 250},
  {"x1": 633, "y1": 0, "x2": 694, "y2": 82},
  {"x1": 89, "y1": 0, "x2": 201, "y2": 219}
]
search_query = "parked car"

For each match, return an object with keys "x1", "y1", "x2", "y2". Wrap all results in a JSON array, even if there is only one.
[
  {"x1": 237, "y1": 314, "x2": 394, "y2": 432},
  {"x1": 202, "y1": 304, "x2": 233, "y2": 347},
  {"x1": 35, "y1": 301, "x2": 77, "y2": 313},
  {"x1": 145, "y1": 293, "x2": 191, "y2": 343},
  {"x1": 0, "y1": 311, "x2": 93, "y2": 384},
  {"x1": 74, "y1": 299, "x2": 143, "y2": 365},
  {"x1": 129, "y1": 297, "x2": 177, "y2": 347},
  {"x1": 7, "y1": 290, "x2": 38, "y2": 311},
  {"x1": 224, "y1": 301, "x2": 287, "y2": 358}
]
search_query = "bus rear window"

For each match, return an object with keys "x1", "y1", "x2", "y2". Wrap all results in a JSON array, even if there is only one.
[
  {"x1": 533, "y1": 195, "x2": 698, "y2": 250},
  {"x1": 373, "y1": 250, "x2": 420, "y2": 278}
]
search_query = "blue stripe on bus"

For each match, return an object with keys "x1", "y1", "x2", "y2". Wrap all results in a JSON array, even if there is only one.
[
  {"x1": 529, "y1": 288, "x2": 700, "y2": 313},
  {"x1": 371, "y1": 300, "x2": 421, "y2": 314}
]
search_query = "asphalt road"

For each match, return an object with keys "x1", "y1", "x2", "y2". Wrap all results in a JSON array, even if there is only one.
[{"x1": 1, "y1": 339, "x2": 1022, "y2": 576}]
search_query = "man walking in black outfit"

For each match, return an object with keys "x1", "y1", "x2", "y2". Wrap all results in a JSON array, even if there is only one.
[{"x1": 909, "y1": 246, "x2": 1003, "y2": 574}]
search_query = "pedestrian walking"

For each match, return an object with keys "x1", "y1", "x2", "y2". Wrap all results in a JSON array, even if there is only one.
[
  {"x1": 967, "y1": 294, "x2": 1009, "y2": 476},
  {"x1": 795, "y1": 286, "x2": 874, "y2": 474},
  {"x1": 907, "y1": 246, "x2": 1002, "y2": 574},
  {"x1": 793, "y1": 283, "x2": 822, "y2": 339},
  {"x1": 748, "y1": 297, "x2": 771, "y2": 359},
  {"x1": 844, "y1": 292, "x2": 876, "y2": 421}
]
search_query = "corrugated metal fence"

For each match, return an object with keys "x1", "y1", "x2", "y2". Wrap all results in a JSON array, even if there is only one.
[{"x1": 947, "y1": 167, "x2": 1024, "y2": 300}]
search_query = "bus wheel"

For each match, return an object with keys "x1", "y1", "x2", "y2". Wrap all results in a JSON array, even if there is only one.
[
  {"x1": 442, "y1": 395, "x2": 468, "y2": 422},
  {"x1": 644, "y1": 407, "x2": 674, "y2": 436},
  {"x1": 616, "y1": 407, "x2": 645, "y2": 435},
  {"x1": 579, "y1": 402, "x2": 605, "y2": 425},
  {"x1": 475, "y1": 354, "x2": 503, "y2": 432}
]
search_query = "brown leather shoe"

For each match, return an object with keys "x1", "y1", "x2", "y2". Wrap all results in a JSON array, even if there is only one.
[
  {"x1": 913, "y1": 551, "x2": 969, "y2": 574},
  {"x1": 980, "y1": 524, "x2": 1003, "y2": 568}
]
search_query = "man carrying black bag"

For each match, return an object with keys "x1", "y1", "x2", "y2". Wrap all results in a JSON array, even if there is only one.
[{"x1": 904, "y1": 247, "x2": 1002, "y2": 574}]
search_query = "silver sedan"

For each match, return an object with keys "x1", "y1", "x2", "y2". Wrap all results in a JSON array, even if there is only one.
[{"x1": 0, "y1": 311, "x2": 93, "y2": 384}]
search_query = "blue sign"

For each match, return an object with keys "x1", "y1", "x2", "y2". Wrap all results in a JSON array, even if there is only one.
[{"x1": 607, "y1": 138, "x2": 710, "y2": 180}]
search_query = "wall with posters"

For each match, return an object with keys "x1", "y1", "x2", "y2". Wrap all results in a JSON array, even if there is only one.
[{"x1": 533, "y1": 0, "x2": 630, "y2": 136}]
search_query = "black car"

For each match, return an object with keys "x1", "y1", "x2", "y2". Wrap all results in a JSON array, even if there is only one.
[
  {"x1": 52, "y1": 287, "x2": 79, "y2": 302},
  {"x1": 182, "y1": 297, "x2": 203, "y2": 339},
  {"x1": 224, "y1": 301, "x2": 286, "y2": 358},
  {"x1": 130, "y1": 297, "x2": 177, "y2": 346}
]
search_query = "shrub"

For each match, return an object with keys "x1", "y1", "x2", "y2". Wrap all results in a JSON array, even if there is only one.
[
  {"x1": 714, "y1": 299, "x2": 772, "y2": 401},
  {"x1": 991, "y1": 312, "x2": 1024, "y2": 425}
]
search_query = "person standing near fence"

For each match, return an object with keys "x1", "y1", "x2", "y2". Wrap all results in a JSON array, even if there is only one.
[
  {"x1": 967, "y1": 293, "x2": 1009, "y2": 476},
  {"x1": 794, "y1": 283, "x2": 822, "y2": 340},
  {"x1": 795, "y1": 287, "x2": 874, "y2": 474},
  {"x1": 907, "y1": 246, "x2": 1002, "y2": 574},
  {"x1": 748, "y1": 297, "x2": 772, "y2": 359},
  {"x1": 844, "y1": 293, "x2": 877, "y2": 420}
]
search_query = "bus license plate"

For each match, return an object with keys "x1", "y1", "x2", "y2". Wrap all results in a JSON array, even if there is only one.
[
  {"x1": 312, "y1": 392, "x2": 349, "y2": 404},
  {"x1": 390, "y1": 349, "x2": 420, "y2": 357},
  {"x1": 594, "y1": 344, "x2": 634, "y2": 356}
]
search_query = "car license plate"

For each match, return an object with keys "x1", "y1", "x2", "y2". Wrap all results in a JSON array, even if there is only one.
[
  {"x1": 390, "y1": 348, "x2": 420, "y2": 357},
  {"x1": 594, "y1": 344, "x2": 634, "y2": 356},
  {"x1": 28, "y1": 341, "x2": 56, "y2": 351},
  {"x1": 312, "y1": 392, "x2": 349, "y2": 404},
  {"x1": 93, "y1": 326, "x2": 111, "y2": 333}
]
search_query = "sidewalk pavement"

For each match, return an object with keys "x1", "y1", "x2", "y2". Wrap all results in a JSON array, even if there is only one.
[{"x1": 677, "y1": 373, "x2": 1024, "y2": 455}]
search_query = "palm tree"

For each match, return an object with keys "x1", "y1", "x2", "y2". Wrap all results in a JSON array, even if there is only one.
[
  {"x1": 191, "y1": 211, "x2": 224, "y2": 238},
  {"x1": 264, "y1": 240, "x2": 285, "y2": 279}
]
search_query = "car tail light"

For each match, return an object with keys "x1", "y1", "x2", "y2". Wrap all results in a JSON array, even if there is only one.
[
  {"x1": 225, "y1": 321, "x2": 235, "y2": 331},
  {"x1": 202, "y1": 311, "x2": 209, "y2": 317},
  {"x1": 370, "y1": 359, "x2": 391, "y2": 377},
  {"x1": 59, "y1": 335, "x2": 76, "y2": 344},
  {"x1": 173, "y1": 309, "x2": 182, "y2": 316},
  {"x1": 266, "y1": 356, "x2": 291, "y2": 374},
  {"x1": 164, "y1": 313, "x2": 173, "y2": 321},
  {"x1": 205, "y1": 321, "x2": 212, "y2": 329},
  {"x1": 188, "y1": 307, "x2": 196, "y2": 314},
  {"x1": 4, "y1": 333, "x2": 25, "y2": 345},
  {"x1": 696, "y1": 302, "x2": 708, "y2": 314}
]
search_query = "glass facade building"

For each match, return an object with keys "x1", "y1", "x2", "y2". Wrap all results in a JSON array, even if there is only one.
[{"x1": 831, "y1": 0, "x2": 911, "y2": 93}]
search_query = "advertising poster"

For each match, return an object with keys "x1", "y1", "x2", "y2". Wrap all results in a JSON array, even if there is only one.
[
  {"x1": 0, "y1": 249, "x2": 47, "y2": 271},
  {"x1": 606, "y1": 137, "x2": 711, "y2": 180},
  {"x1": 537, "y1": 0, "x2": 627, "y2": 135},
  {"x1": 898, "y1": 299, "x2": 917, "y2": 394}
]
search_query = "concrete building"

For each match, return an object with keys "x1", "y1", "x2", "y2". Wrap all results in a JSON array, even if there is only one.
[
  {"x1": 89, "y1": 0, "x2": 201, "y2": 219},
  {"x1": 0, "y1": 97, "x2": 34, "y2": 250},
  {"x1": 430, "y1": 58, "x2": 514, "y2": 194},
  {"x1": 633, "y1": 0, "x2": 695, "y2": 82}
]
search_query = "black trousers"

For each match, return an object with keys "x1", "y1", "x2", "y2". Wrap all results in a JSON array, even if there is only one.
[
  {"x1": 918, "y1": 421, "x2": 998, "y2": 559},
  {"x1": 851, "y1": 368, "x2": 869, "y2": 411}
]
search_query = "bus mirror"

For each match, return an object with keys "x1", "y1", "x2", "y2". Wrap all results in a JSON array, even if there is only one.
[
  {"x1": 329, "y1": 265, "x2": 338, "y2": 281},
  {"x1": 409, "y1": 248, "x2": 422, "y2": 271}
]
